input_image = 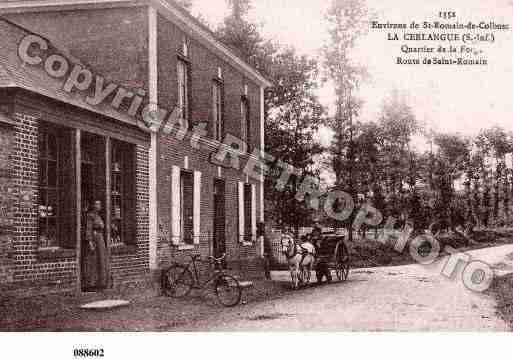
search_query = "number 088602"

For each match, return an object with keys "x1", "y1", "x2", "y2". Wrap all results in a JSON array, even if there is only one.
[{"x1": 73, "y1": 349, "x2": 105, "y2": 358}]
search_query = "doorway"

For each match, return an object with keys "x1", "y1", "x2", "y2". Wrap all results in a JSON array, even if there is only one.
[
  {"x1": 80, "y1": 132, "x2": 107, "y2": 291},
  {"x1": 213, "y1": 179, "x2": 226, "y2": 259}
]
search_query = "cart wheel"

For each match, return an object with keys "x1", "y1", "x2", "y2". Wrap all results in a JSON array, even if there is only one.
[
  {"x1": 336, "y1": 262, "x2": 350, "y2": 281},
  {"x1": 335, "y1": 241, "x2": 350, "y2": 281}
]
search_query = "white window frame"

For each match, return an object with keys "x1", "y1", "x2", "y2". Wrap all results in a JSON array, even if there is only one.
[
  {"x1": 171, "y1": 166, "x2": 201, "y2": 249},
  {"x1": 238, "y1": 181, "x2": 256, "y2": 245}
]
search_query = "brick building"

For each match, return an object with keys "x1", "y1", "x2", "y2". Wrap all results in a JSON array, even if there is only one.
[{"x1": 0, "y1": 0, "x2": 271, "y2": 295}]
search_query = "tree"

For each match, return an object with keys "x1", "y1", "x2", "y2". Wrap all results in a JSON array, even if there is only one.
[
  {"x1": 431, "y1": 132, "x2": 470, "y2": 234},
  {"x1": 379, "y1": 92, "x2": 420, "y2": 196},
  {"x1": 263, "y1": 48, "x2": 326, "y2": 233},
  {"x1": 375, "y1": 92, "x2": 420, "y2": 226},
  {"x1": 227, "y1": 0, "x2": 252, "y2": 20},
  {"x1": 216, "y1": 0, "x2": 274, "y2": 75},
  {"x1": 322, "y1": 0, "x2": 369, "y2": 240},
  {"x1": 476, "y1": 126, "x2": 513, "y2": 225},
  {"x1": 216, "y1": 0, "x2": 327, "y2": 233},
  {"x1": 175, "y1": 0, "x2": 192, "y2": 11}
]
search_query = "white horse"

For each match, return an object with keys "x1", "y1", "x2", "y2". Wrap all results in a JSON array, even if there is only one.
[{"x1": 281, "y1": 234, "x2": 316, "y2": 289}]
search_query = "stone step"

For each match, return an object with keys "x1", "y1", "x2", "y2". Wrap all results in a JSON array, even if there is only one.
[{"x1": 80, "y1": 299, "x2": 130, "y2": 310}]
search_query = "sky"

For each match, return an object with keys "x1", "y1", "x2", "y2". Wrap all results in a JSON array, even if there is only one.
[{"x1": 192, "y1": 0, "x2": 513, "y2": 149}]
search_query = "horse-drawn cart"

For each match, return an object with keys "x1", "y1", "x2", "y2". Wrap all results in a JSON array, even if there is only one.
[{"x1": 315, "y1": 233, "x2": 350, "y2": 283}]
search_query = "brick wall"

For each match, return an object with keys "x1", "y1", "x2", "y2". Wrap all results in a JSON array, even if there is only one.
[
  {"x1": 110, "y1": 145, "x2": 150, "y2": 284},
  {"x1": 10, "y1": 111, "x2": 78, "y2": 287},
  {"x1": 157, "y1": 15, "x2": 262, "y2": 151},
  {"x1": 2, "y1": 5, "x2": 266, "y2": 289},
  {"x1": 156, "y1": 134, "x2": 264, "y2": 278},
  {"x1": 0, "y1": 123, "x2": 15, "y2": 285},
  {"x1": 155, "y1": 15, "x2": 264, "y2": 278},
  {"x1": 0, "y1": 94, "x2": 152, "y2": 295}
]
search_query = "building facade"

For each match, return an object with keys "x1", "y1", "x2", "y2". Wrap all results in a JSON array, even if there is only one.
[{"x1": 0, "y1": 0, "x2": 270, "y2": 296}]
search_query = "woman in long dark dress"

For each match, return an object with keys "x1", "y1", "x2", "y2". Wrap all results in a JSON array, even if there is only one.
[{"x1": 83, "y1": 200, "x2": 108, "y2": 291}]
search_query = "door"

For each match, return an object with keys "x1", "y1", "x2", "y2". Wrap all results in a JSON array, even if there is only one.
[{"x1": 213, "y1": 179, "x2": 226, "y2": 259}]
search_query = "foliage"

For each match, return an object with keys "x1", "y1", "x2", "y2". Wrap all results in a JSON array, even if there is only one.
[
  {"x1": 322, "y1": 0, "x2": 371, "y2": 238},
  {"x1": 175, "y1": 0, "x2": 192, "y2": 11},
  {"x1": 216, "y1": 0, "x2": 327, "y2": 232}
]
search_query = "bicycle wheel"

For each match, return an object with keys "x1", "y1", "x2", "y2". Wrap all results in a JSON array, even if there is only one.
[
  {"x1": 163, "y1": 264, "x2": 193, "y2": 298},
  {"x1": 215, "y1": 275, "x2": 241, "y2": 307}
]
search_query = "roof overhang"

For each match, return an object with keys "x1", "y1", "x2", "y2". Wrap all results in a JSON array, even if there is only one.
[
  {"x1": 151, "y1": 0, "x2": 272, "y2": 88},
  {"x1": 0, "y1": 0, "x2": 141, "y2": 13},
  {"x1": 0, "y1": 0, "x2": 273, "y2": 88}
]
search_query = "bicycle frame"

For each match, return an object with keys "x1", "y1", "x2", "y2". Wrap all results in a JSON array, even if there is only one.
[{"x1": 188, "y1": 256, "x2": 223, "y2": 289}]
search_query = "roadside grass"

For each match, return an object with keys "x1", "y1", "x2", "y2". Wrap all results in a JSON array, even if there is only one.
[
  {"x1": 270, "y1": 228, "x2": 513, "y2": 270},
  {"x1": 488, "y1": 273, "x2": 513, "y2": 330},
  {"x1": 348, "y1": 228, "x2": 513, "y2": 269}
]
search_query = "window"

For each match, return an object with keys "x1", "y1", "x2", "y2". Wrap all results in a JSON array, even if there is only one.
[
  {"x1": 171, "y1": 166, "x2": 201, "y2": 247},
  {"x1": 111, "y1": 140, "x2": 137, "y2": 246},
  {"x1": 238, "y1": 182, "x2": 256, "y2": 243},
  {"x1": 180, "y1": 171, "x2": 194, "y2": 245},
  {"x1": 212, "y1": 80, "x2": 224, "y2": 141},
  {"x1": 241, "y1": 97, "x2": 250, "y2": 152},
  {"x1": 38, "y1": 123, "x2": 75, "y2": 248},
  {"x1": 181, "y1": 37, "x2": 189, "y2": 57},
  {"x1": 177, "y1": 59, "x2": 190, "y2": 127},
  {"x1": 243, "y1": 183, "x2": 252, "y2": 242}
]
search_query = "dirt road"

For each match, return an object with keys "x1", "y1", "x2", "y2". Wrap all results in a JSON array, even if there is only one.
[{"x1": 179, "y1": 245, "x2": 513, "y2": 331}]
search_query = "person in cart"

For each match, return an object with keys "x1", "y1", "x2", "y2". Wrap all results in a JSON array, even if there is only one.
[
  {"x1": 311, "y1": 222, "x2": 323, "y2": 249},
  {"x1": 298, "y1": 234, "x2": 316, "y2": 267},
  {"x1": 311, "y1": 222, "x2": 332, "y2": 283}
]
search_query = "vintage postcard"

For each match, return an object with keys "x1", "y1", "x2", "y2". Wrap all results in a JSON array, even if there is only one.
[{"x1": 1, "y1": 0, "x2": 513, "y2": 356}]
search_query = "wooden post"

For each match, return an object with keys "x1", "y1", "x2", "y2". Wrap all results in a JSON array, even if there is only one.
[
  {"x1": 105, "y1": 137, "x2": 112, "y2": 287},
  {"x1": 75, "y1": 129, "x2": 82, "y2": 294}
]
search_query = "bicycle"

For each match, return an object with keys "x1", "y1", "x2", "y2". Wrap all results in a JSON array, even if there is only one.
[{"x1": 161, "y1": 253, "x2": 242, "y2": 307}]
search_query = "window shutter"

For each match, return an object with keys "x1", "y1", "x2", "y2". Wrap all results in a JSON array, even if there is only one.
[
  {"x1": 251, "y1": 184, "x2": 257, "y2": 242},
  {"x1": 238, "y1": 181, "x2": 244, "y2": 242},
  {"x1": 171, "y1": 165, "x2": 181, "y2": 245},
  {"x1": 193, "y1": 171, "x2": 201, "y2": 244}
]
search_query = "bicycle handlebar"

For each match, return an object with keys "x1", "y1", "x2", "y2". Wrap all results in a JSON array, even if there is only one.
[{"x1": 208, "y1": 253, "x2": 226, "y2": 263}]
